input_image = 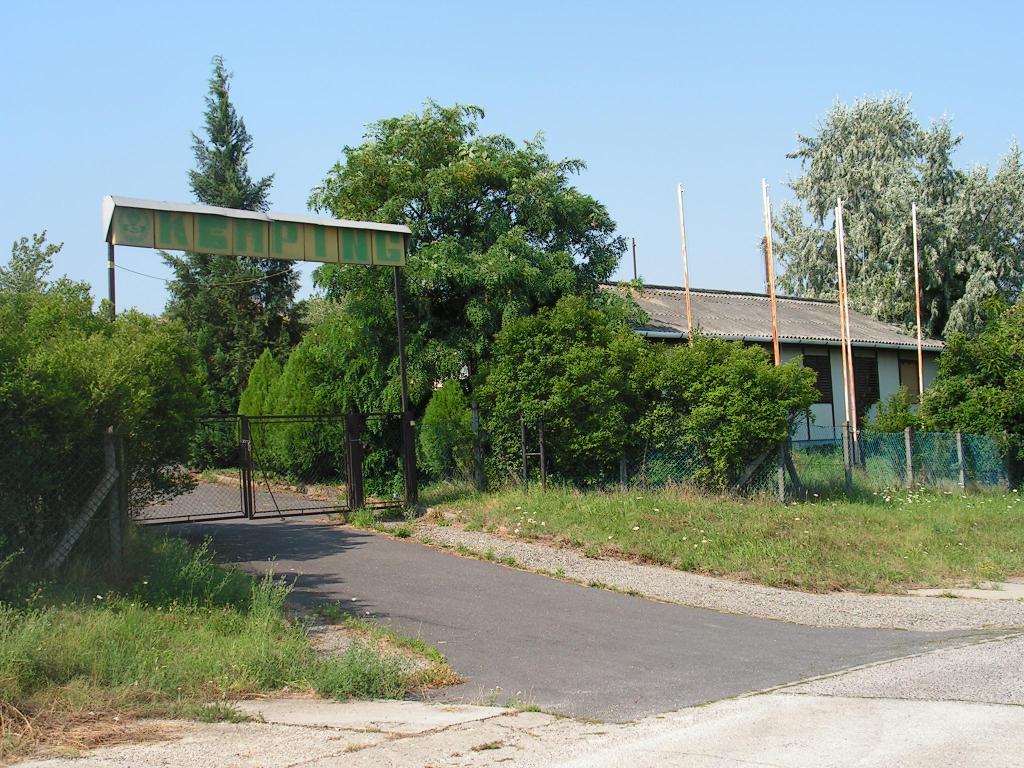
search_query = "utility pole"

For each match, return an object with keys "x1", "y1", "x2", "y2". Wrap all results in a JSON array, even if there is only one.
[
  {"x1": 676, "y1": 184, "x2": 693, "y2": 340},
  {"x1": 761, "y1": 179, "x2": 781, "y2": 366}
]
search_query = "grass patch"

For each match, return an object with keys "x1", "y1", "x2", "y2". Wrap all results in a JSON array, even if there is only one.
[
  {"x1": 347, "y1": 508, "x2": 377, "y2": 529},
  {"x1": 0, "y1": 530, "x2": 442, "y2": 762},
  {"x1": 432, "y1": 485, "x2": 1024, "y2": 593},
  {"x1": 420, "y1": 480, "x2": 483, "y2": 508}
]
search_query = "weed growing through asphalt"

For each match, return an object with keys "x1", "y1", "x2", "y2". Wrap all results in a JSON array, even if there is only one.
[
  {"x1": 470, "y1": 740, "x2": 504, "y2": 751},
  {"x1": 347, "y1": 508, "x2": 377, "y2": 529}
]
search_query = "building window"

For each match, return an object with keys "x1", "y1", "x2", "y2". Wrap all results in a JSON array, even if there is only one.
[
  {"x1": 853, "y1": 354, "x2": 880, "y2": 416},
  {"x1": 802, "y1": 353, "x2": 832, "y2": 404},
  {"x1": 899, "y1": 357, "x2": 921, "y2": 399}
]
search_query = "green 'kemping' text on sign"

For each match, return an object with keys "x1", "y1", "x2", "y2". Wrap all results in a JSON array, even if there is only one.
[{"x1": 103, "y1": 197, "x2": 408, "y2": 267}]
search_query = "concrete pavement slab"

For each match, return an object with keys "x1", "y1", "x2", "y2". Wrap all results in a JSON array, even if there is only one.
[
  {"x1": 549, "y1": 695, "x2": 1024, "y2": 768},
  {"x1": 234, "y1": 698, "x2": 512, "y2": 734},
  {"x1": 784, "y1": 632, "x2": 1024, "y2": 704},
  {"x1": 908, "y1": 581, "x2": 1024, "y2": 600}
]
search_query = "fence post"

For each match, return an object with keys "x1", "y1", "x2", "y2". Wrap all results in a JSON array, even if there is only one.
[
  {"x1": 471, "y1": 401, "x2": 485, "y2": 491},
  {"x1": 841, "y1": 422, "x2": 853, "y2": 492},
  {"x1": 239, "y1": 416, "x2": 254, "y2": 518},
  {"x1": 116, "y1": 431, "x2": 129, "y2": 540},
  {"x1": 955, "y1": 430, "x2": 966, "y2": 489},
  {"x1": 105, "y1": 427, "x2": 123, "y2": 569},
  {"x1": 619, "y1": 455, "x2": 628, "y2": 489},
  {"x1": 777, "y1": 441, "x2": 786, "y2": 503},
  {"x1": 904, "y1": 426, "x2": 914, "y2": 489},
  {"x1": 538, "y1": 418, "x2": 547, "y2": 492},
  {"x1": 345, "y1": 414, "x2": 365, "y2": 511},
  {"x1": 520, "y1": 415, "x2": 528, "y2": 487}
]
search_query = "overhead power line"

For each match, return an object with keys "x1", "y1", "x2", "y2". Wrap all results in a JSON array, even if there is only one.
[{"x1": 115, "y1": 263, "x2": 293, "y2": 288}]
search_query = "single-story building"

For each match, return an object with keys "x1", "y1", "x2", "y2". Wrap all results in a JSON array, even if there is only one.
[{"x1": 607, "y1": 284, "x2": 944, "y2": 443}]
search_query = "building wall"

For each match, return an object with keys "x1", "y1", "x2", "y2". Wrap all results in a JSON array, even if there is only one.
[{"x1": 785, "y1": 343, "x2": 940, "y2": 443}]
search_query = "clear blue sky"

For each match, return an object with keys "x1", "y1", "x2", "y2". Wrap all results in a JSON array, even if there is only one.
[{"x1": 1, "y1": 0, "x2": 1020, "y2": 314}]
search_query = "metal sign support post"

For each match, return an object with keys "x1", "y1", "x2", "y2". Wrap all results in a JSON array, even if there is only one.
[
  {"x1": 393, "y1": 263, "x2": 418, "y2": 509},
  {"x1": 107, "y1": 242, "x2": 116, "y2": 318}
]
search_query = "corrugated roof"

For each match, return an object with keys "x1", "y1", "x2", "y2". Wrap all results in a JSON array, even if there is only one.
[{"x1": 603, "y1": 284, "x2": 944, "y2": 352}]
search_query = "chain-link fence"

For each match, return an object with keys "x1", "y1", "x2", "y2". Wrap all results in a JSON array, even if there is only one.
[
  {"x1": 468, "y1": 416, "x2": 1011, "y2": 501},
  {"x1": 788, "y1": 428, "x2": 1008, "y2": 499},
  {"x1": 0, "y1": 428, "x2": 129, "y2": 574}
]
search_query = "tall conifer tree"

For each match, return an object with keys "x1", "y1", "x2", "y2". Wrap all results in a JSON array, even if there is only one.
[{"x1": 164, "y1": 55, "x2": 301, "y2": 415}]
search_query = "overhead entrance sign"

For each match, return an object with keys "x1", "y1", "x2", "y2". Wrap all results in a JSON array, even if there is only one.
[
  {"x1": 103, "y1": 196, "x2": 409, "y2": 266},
  {"x1": 102, "y1": 194, "x2": 418, "y2": 508}
]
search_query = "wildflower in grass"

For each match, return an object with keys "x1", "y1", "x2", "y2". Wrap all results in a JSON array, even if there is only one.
[{"x1": 632, "y1": 526, "x2": 640, "y2": 531}]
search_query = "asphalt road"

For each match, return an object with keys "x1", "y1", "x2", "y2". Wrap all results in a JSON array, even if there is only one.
[{"x1": 168, "y1": 497, "x2": 973, "y2": 721}]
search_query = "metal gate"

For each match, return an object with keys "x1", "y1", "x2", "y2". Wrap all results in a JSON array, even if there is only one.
[{"x1": 137, "y1": 413, "x2": 405, "y2": 525}]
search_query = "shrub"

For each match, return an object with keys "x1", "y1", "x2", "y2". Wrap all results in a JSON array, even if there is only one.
[
  {"x1": 867, "y1": 386, "x2": 921, "y2": 432},
  {"x1": 238, "y1": 348, "x2": 282, "y2": 417},
  {"x1": 921, "y1": 299, "x2": 1024, "y2": 485},
  {"x1": 418, "y1": 381, "x2": 473, "y2": 481},
  {"x1": 480, "y1": 296, "x2": 659, "y2": 485},
  {"x1": 643, "y1": 334, "x2": 817, "y2": 489},
  {"x1": 0, "y1": 277, "x2": 203, "y2": 562}
]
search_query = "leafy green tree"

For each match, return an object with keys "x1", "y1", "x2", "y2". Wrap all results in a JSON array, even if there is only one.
[
  {"x1": 480, "y1": 296, "x2": 658, "y2": 485},
  {"x1": 0, "y1": 233, "x2": 61, "y2": 293},
  {"x1": 921, "y1": 299, "x2": 1024, "y2": 485},
  {"x1": 418, "y1": 381, "x2": 474, "y2": 481},
  {"x1": 164, "y1": 55, "x2": 301, "y2": 416},
  {"x1": 308, "y1": 102, "x2": 628, "y2": 400},
  {"x1": 643, "y1": 336, "x2": 817, "y2": 490},
  {"x1": 257, "y1": 307, "x2": 404, "y2": 492},
  {"x1": 777, "y1": 95, "x2": 1024, "y2": 337},
  {"x1": 0, "y1": 243, "x2": 203, "y2": 561}
]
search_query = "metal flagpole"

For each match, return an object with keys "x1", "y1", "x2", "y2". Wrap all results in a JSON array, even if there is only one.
[
  {"x1": 835, "y1": 203, "x2": 851, "y2": 431},
  {"x1": 911, "y1": 203, "x2": 925, "y2": 396},
  {"x1": 761, "y1": 179, "x2": 781, "y2": 366},
  {"x1": 837, "y1": 201, "x2": 858, "y2": 441},
  {"x1": 676, "y1": 184, "x2": 693, "y2": 340}
]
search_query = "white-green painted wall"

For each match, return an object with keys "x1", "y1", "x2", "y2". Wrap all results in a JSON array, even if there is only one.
[{"x1": 783, "y1": 342, "x2": 941, "y2": 442}]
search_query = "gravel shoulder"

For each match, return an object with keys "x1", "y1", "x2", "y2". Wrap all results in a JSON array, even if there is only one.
[{"x1": 411, "y1": 522, "x2": 1024, "y2": 632}]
